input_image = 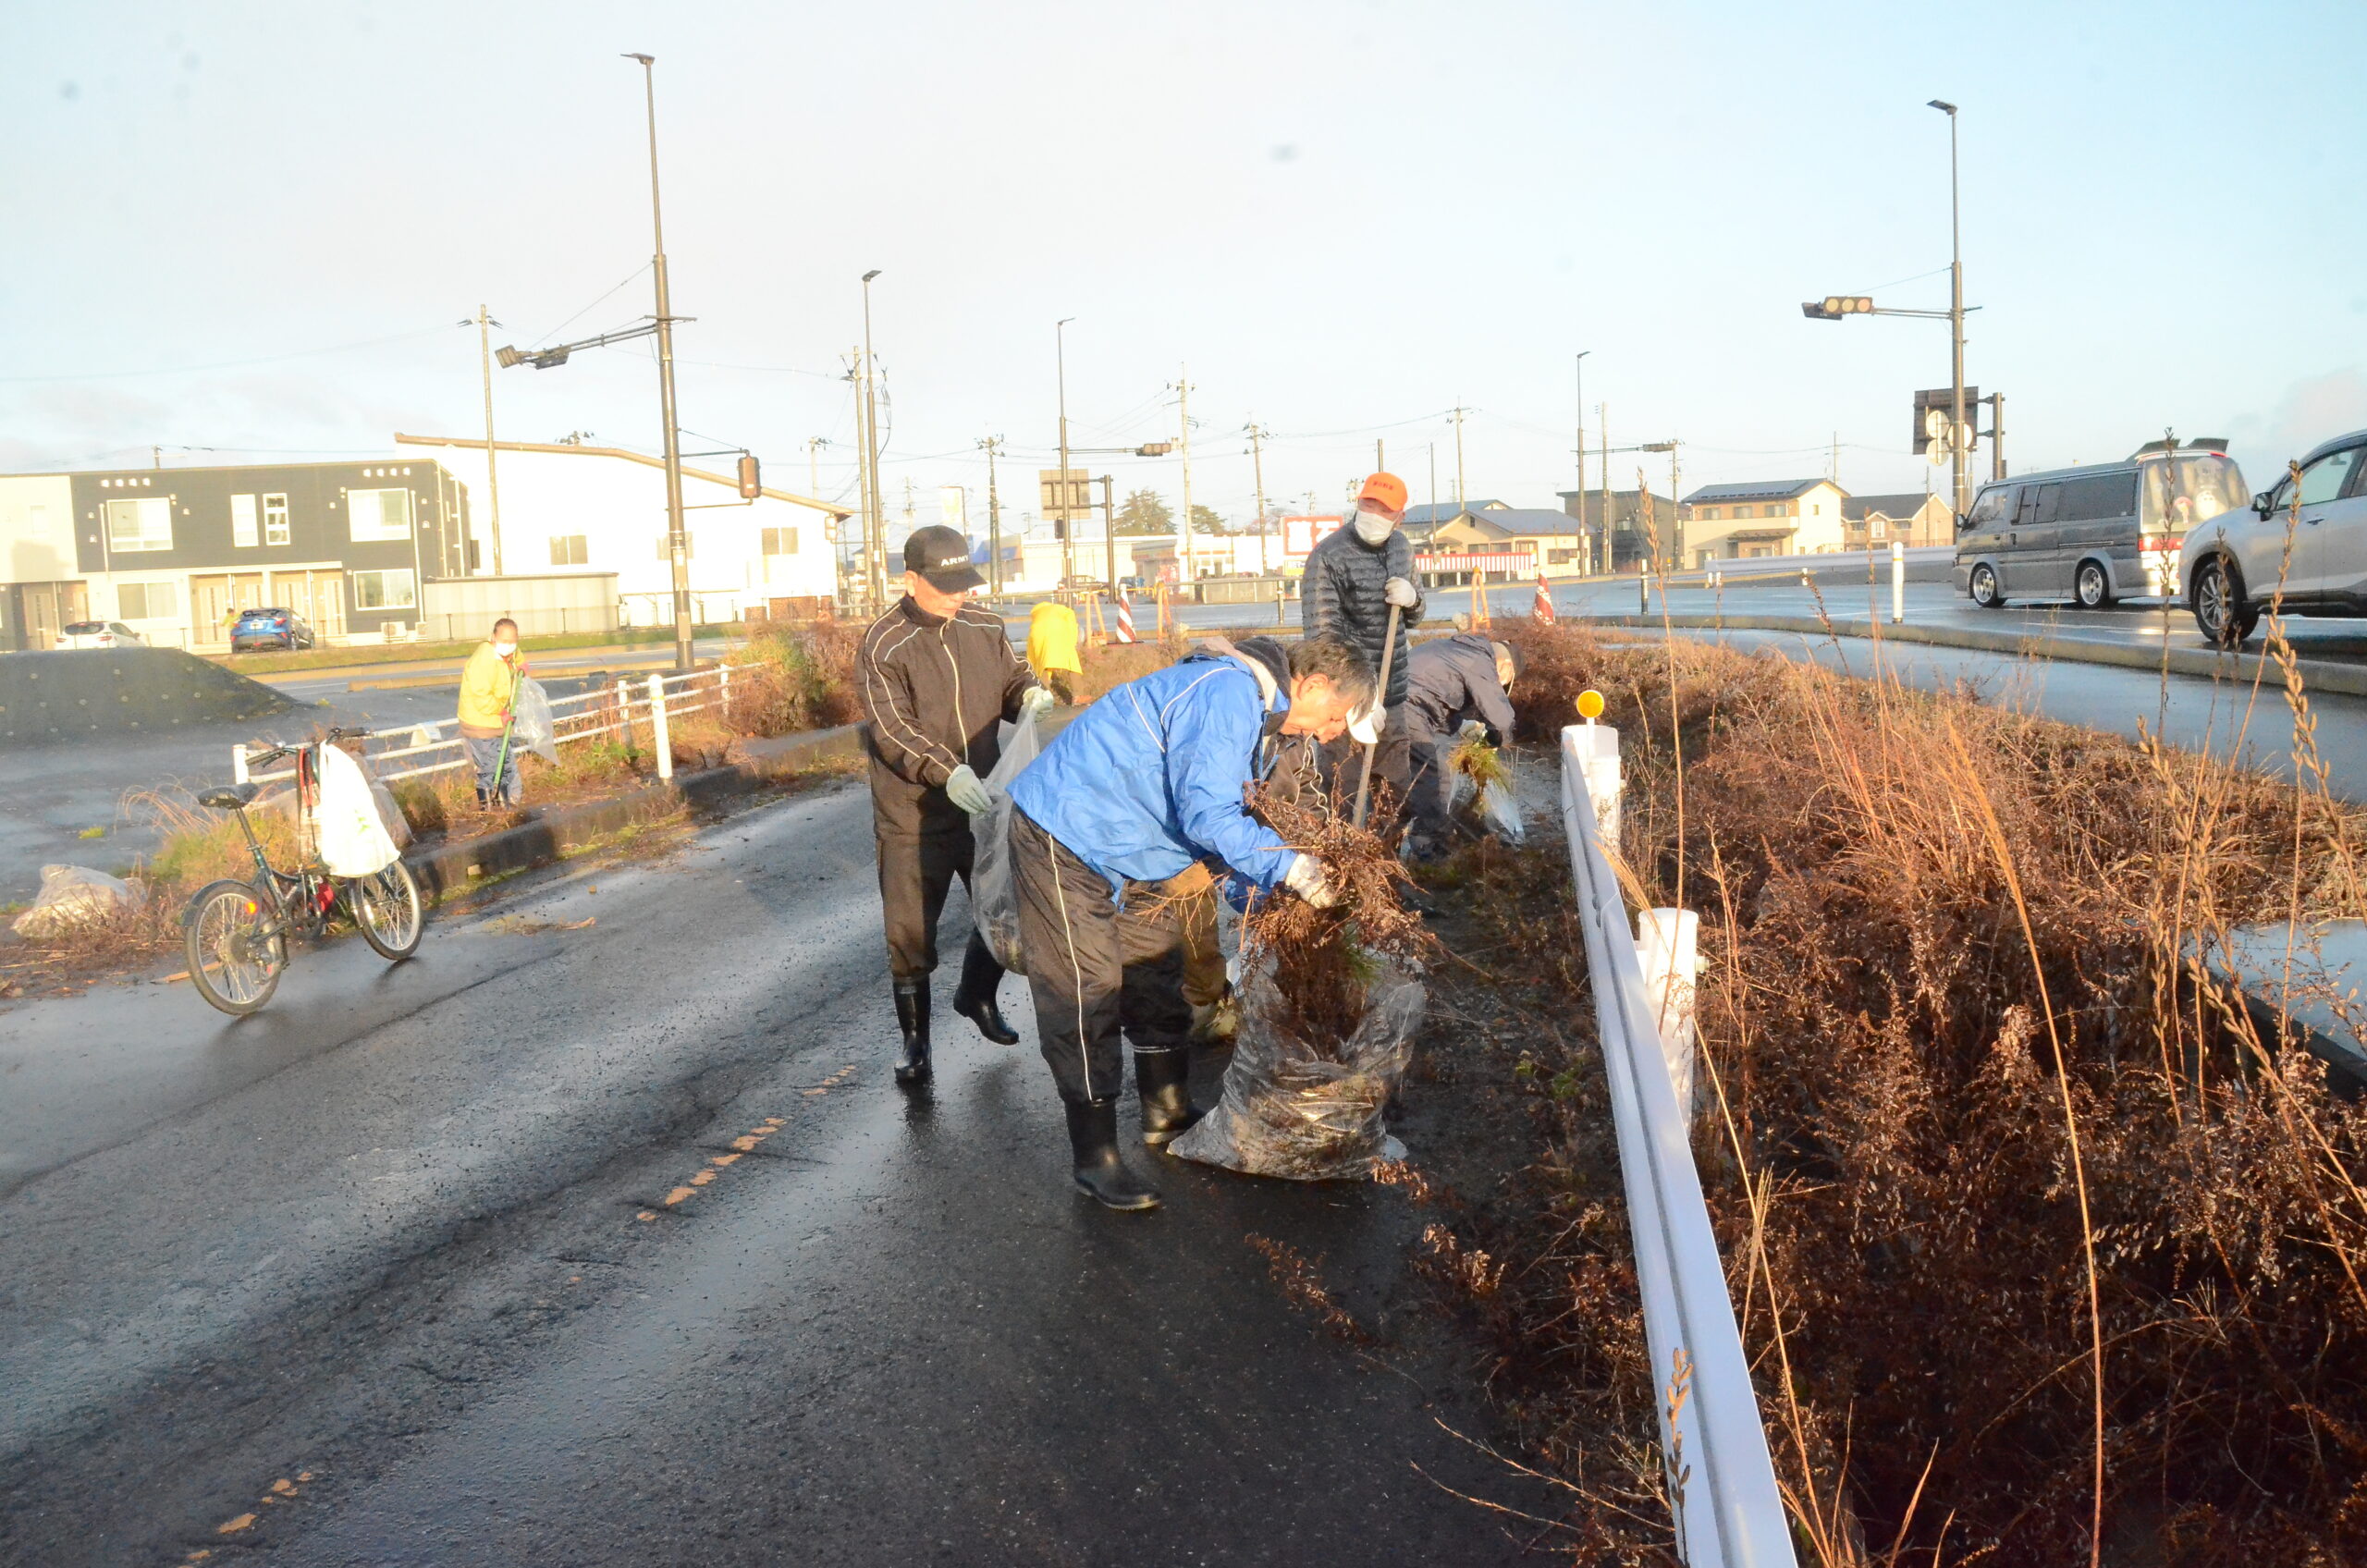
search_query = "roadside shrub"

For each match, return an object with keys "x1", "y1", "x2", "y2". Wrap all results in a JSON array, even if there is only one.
[
  {"x1": 727, "y1": 622, "x2": 860, "y2": 737},
  {"x1": 1467, "y1": 620, "x2": 2367, "y2": 1564}
]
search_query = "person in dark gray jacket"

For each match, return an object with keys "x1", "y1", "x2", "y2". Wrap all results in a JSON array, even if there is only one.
[
  {"x1": 1305, "y1": 472, "x2": 1423, "y2": 823},
  {"x1": 1403, "y1": 633, "x2": 1521, "y2": 856}
]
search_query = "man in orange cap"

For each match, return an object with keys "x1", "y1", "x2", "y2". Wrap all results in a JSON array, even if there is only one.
[{"x1": 1304, "y1": 472, "x2": 1422, "y2": 825}]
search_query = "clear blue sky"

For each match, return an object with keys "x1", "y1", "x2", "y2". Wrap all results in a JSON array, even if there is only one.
[{"x1": 6, "y1": 0, "x2": 2363, "y2": 529}]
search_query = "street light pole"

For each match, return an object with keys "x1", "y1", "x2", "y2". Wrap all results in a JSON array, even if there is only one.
[
  {"x1": 1056, "y1": 317, "x2": 1074, "y2": 588},
  {"x1": 862, "y1": 272, "x2": 886, "y2": 611},
  {"x1": 624, "y1": 54, "x2": 693, "y2": 672},
  {"x1": 978, "y1": 435, "x2": 1004, "y2": 594},
  {"x1": 1932, "y1": 98, "x2": 1968, "y2": 517},
  {"x1": 1573, "y1": 350, "x2": 1590, "y2": 572}
]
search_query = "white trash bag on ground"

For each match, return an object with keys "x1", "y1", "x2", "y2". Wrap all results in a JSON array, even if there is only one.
[
  {"x1": 1170, "y1": 957, "x2": 1424, "y2": 1181},
  {"x1": 11, "y1": 864, "x2": 144, "y2": 938},
  {"x1": 511, "y1": 677, "x2": 559, "y2": 764},
  {"x1": 969, "y1": 709, "x2": 1044, "y2": 974}
]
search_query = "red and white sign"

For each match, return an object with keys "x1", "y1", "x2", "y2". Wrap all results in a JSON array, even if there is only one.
[
  {"x1": 1414, "y1": 551, "x2": 1538, "y2": 575},
  {"x1": 1281, "y1": 515, "x2": 1343, "y2": 557}
]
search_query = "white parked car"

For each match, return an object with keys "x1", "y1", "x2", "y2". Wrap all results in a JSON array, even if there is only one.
[
  {"x1": 2182, "y1": 428, "x2": 2367, "y2": 647},
  {"x1": 53, "y1": 620, "x2": 149, "y2": 650}
]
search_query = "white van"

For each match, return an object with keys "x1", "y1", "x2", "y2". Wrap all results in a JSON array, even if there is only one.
[{"x1": 1954, "y1": 441, "x2": 2248, "y2": 610}]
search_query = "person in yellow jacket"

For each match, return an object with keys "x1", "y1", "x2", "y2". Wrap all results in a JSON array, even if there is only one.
[
  {"x1": 1025, "y1": 601, "x2": 1085, "y2": 704},
  {"x1": 458, "y1": 618, "x2": 526, "y2": 808}
]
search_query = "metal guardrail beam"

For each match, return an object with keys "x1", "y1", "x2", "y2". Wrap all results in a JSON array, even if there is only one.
[{"x1": 1559, "y1": 721, "x2": 1797, "y2": 1566}]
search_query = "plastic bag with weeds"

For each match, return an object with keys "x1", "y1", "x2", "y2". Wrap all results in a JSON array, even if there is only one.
[
  {"x1": 510, "y1": 677, "x2": 559, "y2": 764},
  {"x1": 1170, "y1": 955, "x2": 1424, "y2": 1180},
  {"x1": 969, "y1": 709, "x2": 1044, "y2": 974},
  {"x1": 1451, "y1": 734, "x2": 1524, "y2": 845},
  {"x1": 11, "y1": 864, "x2": 144, "y2": 938}
]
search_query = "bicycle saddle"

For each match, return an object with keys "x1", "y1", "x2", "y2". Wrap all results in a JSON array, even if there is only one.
[{"x1": 199, "y1": 782, "x2": 263, "y2": 810}]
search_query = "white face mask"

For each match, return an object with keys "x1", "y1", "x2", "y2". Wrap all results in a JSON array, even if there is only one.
[
  {"x1": 493, "y1": 641, "x2": 517, "y2": 657},
  {"x1": 1353, "y1": 507, "x2": 1396, "y2": 545}
]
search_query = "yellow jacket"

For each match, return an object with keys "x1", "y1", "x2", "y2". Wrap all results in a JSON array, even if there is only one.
[
  {"x1": 1026, "y1": 603, "x2": 1083, "y2": 680},
  {"x1": 458, "y1": 643, "x2": 521, "y2": 739}
]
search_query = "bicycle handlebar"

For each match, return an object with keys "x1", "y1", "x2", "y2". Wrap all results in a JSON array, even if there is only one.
[{"x1": 245, "y1": 728, "x2": 368, "y2": 768}]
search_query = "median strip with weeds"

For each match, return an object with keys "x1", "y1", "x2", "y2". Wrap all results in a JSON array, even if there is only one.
[{"x1": 1402, "y1": 621, "x2": 2367, "y2": 1564}]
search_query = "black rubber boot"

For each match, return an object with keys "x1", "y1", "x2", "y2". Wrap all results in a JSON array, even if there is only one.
[
  {"x1": 950, "y1": 933, "x2": 1019, "y2": 1045},
  {"x1": 1063, "y1": 1098, "x2": 1160, "y2": 1211},
  {"x1": 1134, "y1": 1047, "x2": 1206, "y2": 1147},
  {"x1": 892, "y1": 978, "x2": 932, "y2": 1086}
]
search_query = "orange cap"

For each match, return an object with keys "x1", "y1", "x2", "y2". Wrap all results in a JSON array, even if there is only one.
[{"x1": 1357, "y1": 472, "x2": 1408, "y2": 513}]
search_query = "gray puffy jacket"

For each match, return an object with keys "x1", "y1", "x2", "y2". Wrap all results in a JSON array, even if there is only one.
[{"x1": 1303, "y1": 525, "x2": 1423, "y2": 707}]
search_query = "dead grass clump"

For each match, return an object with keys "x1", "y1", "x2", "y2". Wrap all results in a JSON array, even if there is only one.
[
  {"x1": 1240, "y1": 781, "x2": 1433, "y2": 1048},
  {"x1": 1070, "y1": 639, "x2": 1177, "y2": 702},
  {"x1": 1466, "y1": 619, "x2": 2367, "y2": 1564},
  {"x1": 726, "y1": 622, "x2": 861, "y2": 737}
]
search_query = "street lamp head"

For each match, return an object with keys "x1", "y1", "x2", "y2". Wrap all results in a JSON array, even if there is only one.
[
  {"x1": 862, "y1": 269, "x2": 881, "y2": 283},
  {"x1": 622, "y1": 52, "x2": 653, "y2": 65},
  {"x1": 1928, "y1": 98, "x2": 1956, "y2": 115}
]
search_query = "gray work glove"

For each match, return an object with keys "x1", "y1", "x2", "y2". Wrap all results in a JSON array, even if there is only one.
[
  {"x1": 1283, "y1": 853, "x2": 1339, "y2": 909},
  {"x1": 1019, "y1": 685, "x2": 1058, "y2": 722},
  {"x1": 1383, "y1": 576, "x2": 1418, "y2": 608},
  {"x1": 944, "y1": 764, "x2": 993, "y2": 815},
  {"x1": 1458, "y1": 719, "x2": 1491, "y2": 742}
]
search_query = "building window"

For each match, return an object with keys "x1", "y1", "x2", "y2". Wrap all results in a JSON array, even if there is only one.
[
  {"x1": 761, "y1": 526, "x2": 799, "y2": 556},
  {"x1": 656, "y1": 533, "x2": 696, "y2": 559},
  {"x1": 264, "y1": 493, "x2": 291, "y2": 545},
  {"x1": 349, "y1": 487, "x2": 412, "y2": 543},
  {"x1": 231, "y1": 493, "x2": 259, "y2": 547},
  {"x1": 1872, "y1": 517, "x2": 1887, "y2": 538},
  {"x1": 118, "y1": 581, "x2": 179, "y2": 619},
  {"x1": 104, "y1": 496, "x2": 175, "y2": 552},
  {"x1": 549, "y1": 534, "x2": 589, "y2": 566},
  {"x1": 1701, "y1": 507, "x2": 1721, "y2": 520},
  {"x1": 1733, "y1": 505, "x2": 1753, "y2": 519},
  {"x1": 351, "y1": 569, "x2": 417, "y2": 610}
]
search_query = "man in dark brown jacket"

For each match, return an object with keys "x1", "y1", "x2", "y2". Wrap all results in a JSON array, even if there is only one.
[{"x1": 859, "y1": 525, "x2": 1056, "y2": 1086}]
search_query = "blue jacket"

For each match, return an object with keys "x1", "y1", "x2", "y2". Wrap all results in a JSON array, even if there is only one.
[{"x1": 1008, "y1": 645, "x2": 1297, "y2": 899}]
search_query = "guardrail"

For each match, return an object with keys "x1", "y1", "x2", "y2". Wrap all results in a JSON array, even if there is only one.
[
  {"x1": 233, "y1": 664, "x2": 738, "y2": 791},
  {"x1": 1559, "y1": 717, "x2": 1797, "y2": 1566}
]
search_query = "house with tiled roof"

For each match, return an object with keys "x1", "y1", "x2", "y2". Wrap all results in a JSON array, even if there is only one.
[
  {"x1": 1841, "y1": 491, "x2": 1954, "y2": 549},
  {"x1": 1679, "y1": 478, "x2": 1850, "y2": 561}
]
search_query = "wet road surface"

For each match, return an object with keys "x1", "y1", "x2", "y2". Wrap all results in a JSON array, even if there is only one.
[{"x1": 0, "y1": 779, "x2": 1546, "y2": 1566}]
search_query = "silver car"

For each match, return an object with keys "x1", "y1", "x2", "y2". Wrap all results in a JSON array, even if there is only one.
[
  {"x1": 2182, "y1": 428, "x2": 2367, "y2": 647},
  {"x1": 53, "y1": 620, "x2": 150, "y2": 650},
  {"x1": 1956, "y1": 441, "x2": 2248, "y2": 611}
]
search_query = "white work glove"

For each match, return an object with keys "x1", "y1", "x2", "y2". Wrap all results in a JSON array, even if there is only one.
[
  {"x1": 1346, "y1": 692, "x2": 1383, "y2": 746},
  {"x1": 1018, "y1": 685, "x2": 1058, "y2": 722},
  {"x1": 1283, "y1": 853, "x2": 1339, "y2": 909},
  {"x1": 944, "y1": 764, "x2": 994, "y2": 816},
  {"x1": 1383, "y1": 576, "x2": 1418, "y2": 609},
  {"x1": 1458, "y1": 719, "x2": 1490, "y2": 742}
]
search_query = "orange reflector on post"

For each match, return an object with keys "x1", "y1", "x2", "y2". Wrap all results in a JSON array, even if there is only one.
[{"x1": 1576, "y1": 689, "x2": 1605, "y2": 720}]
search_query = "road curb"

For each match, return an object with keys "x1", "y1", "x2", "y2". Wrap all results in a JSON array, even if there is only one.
[
  {"x1": 402, "y1": 724, "x2": 864, "y2": 900},
  {"x1": 1582, "y1": 612, "x2": 2367, "y2": 697}
]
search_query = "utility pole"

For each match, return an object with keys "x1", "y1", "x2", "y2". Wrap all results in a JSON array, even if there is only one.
[
  {"x1": 805, "y1": 435, "x2": 828, "y2": 500},
  {"x1": 1428, "y1": 443, "x2": 1437, "y2": 528},
  {"x1": 1098, "y1": 475, "x2": 1116, "y2": 592},
  {"x1": 473, "y1": 303, "x2": 504, "y2": 576},
  {"x1": 1246, "y1": 423, "x2": 1270, "y2": 576},
  {"x1": 1174, "y1": 366, "x2": 1196, "y2": 591},
  {"x1": 1987, "y1": 392, "x2": 2007, "y2": 480},
  {"x1": 1375, "y1": 437, "x2": 1384, "y2": 472},
  {"x1": 861, "y1": 274, "x2": 887, "y2": 611},
  {"x1": 1829, "y1": 431, "x2": 1839, "y2": 485},
  {"x1": 624, "y1": 54, "x2": 692, "y2": 669},
  {"x1": 977, "y1": 435, "x2": 1005, "y2": 593},
  {"x1": 1573, "y1": 351, "x2": 1589, "y2": 571},
  {"x1": 1600, "y1": 412, "x2": 1612, "y2": 576},
  {"x1": 1932, "y1": 98, "x2": 1970, "y2": 518},
  {"x1": 1056, "y1": 317, "x2": 1075, "y2": 587},
  {"x1": 1451, "y1": 406, "x2": 1467, "y2": 507}
]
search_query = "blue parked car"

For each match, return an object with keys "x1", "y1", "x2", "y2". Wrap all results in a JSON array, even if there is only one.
[{"x1": 229, "y1": 607, "x2": 317, "y2": 652}]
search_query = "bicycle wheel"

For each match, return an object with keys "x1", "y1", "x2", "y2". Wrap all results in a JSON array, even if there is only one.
[
  {"x1": 184, "y1": 879, "x2": 287, "y2": 1015},
  {"x1": 350, "y1": 860, "x2": 423, "y2": 961}
]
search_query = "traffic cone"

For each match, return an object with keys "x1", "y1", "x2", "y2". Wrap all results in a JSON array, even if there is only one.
[{"x1": 1533, "y1": 571, "x2": 1555, "y2": 623}]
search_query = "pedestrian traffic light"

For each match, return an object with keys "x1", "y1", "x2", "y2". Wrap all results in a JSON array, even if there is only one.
[{"x1": 737, "y1": 453, "x2": 761, "y2": 498}]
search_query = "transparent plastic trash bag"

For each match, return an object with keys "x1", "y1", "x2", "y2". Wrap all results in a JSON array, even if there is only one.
[
  {"x1": 970, "y1": 709, "x2": 1044, "y2": 975},
  {"x1": 11, "y1": 864, "x2": 143, "y2": 938},
  {"x1": 1170, "y1": 957, "x2": 1424, "y2": 1181},
  {"x1": 510, "y1": 678, "x2": 559, "y2": 764},
  {"x1": 1478, "y1": 775, "x2": 1526, "y2": 846}
]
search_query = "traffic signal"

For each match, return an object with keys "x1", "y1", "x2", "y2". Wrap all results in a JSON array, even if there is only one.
[
  {"x1": 737, "y1": 453, "x2": 761, "y2": 498},
  {"x1": 1802, "y1": 296, "x2": 1875, "y2": 320}
]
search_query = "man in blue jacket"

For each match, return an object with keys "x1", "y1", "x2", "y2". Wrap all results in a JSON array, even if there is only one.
[{"x1": 1006, "y1": 631, "x2": 1373, "y2": 1210}]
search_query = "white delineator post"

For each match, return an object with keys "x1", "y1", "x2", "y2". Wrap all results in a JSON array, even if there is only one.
[
  {"x1": 647, "y1": 672, "x2": 673, "y2": 781},
  {"x1": 232, "y1": 743, "x2": 250, "y2": 785},
  {"x1": 1636, "y1": 908, "x2": 1702, "y2": 1120},
  {"x1": 1891, "y1": 539, "x2": 1906, "y2": 623},
  {"x1": 1572, "y1": 714, "x2": 1622, "y2": 847}
]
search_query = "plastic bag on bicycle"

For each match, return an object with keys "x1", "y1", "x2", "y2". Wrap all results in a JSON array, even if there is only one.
[{"x1": 316, "y1": 744, "x2": 400, "y2": 878}]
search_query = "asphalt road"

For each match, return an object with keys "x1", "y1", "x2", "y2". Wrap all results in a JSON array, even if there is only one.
[{"x1": 0, "y1": 781, "x2": 1545, "y2": 1566}]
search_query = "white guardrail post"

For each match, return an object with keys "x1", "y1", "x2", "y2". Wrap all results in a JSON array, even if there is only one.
[
  {"x1": 1559, "y1": 717, "x2": 1797, "y2": 1567},
  {"x1": 1891, "y1": 539, "x2": 1906, "y2": 624},
  {"x1": 647, "y1": 672, "x2": 674, "y2": 781}
]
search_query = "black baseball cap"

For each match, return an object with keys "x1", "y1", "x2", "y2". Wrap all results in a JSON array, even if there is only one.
[{"x1": 902, "y1": 524, "x2": 984, "y2": 592}]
